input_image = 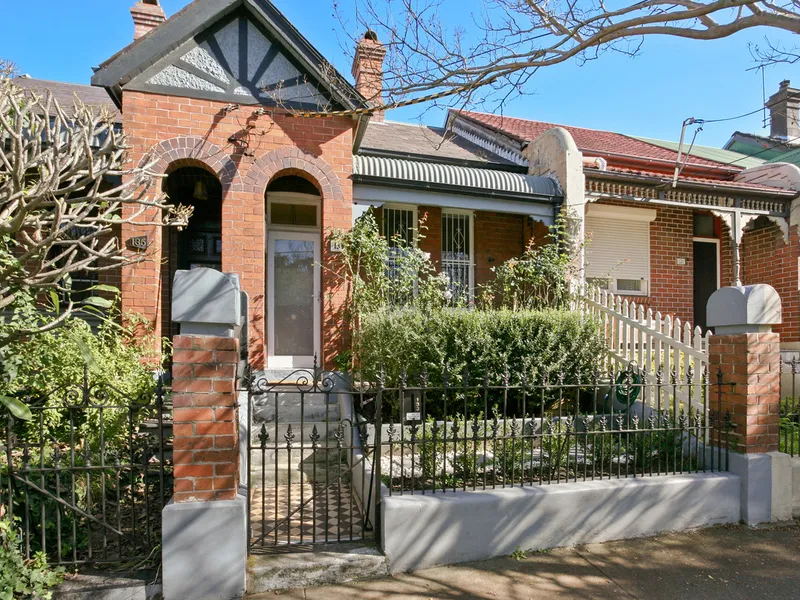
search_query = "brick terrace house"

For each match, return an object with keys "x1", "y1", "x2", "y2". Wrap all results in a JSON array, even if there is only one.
[
  {"x1": 85, "y1": 0, "x2": 563, "y2": 372},
  {"x1": 17, "y1": 0, "x2": 800, "y2": 370},
  {"x1": 440, "y1": 110, "x2": 800, "y2": 357}
]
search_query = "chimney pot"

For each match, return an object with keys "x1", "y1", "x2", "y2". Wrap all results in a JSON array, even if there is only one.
[
  {"x1": 131, "y1": 0, "x2": 166, "y2": 40},
  {"x1": 352, "y1": 30, "x2": 387, "y2": 121}
]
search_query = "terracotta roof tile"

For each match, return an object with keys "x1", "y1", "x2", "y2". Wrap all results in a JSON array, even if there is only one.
[{"x1": 455, "y1": 110, "x2": 736, "y2": 171}]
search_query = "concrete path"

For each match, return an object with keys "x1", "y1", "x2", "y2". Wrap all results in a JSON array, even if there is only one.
[{"x1": 250, "y1": 522, "x2": 800, "y2": 599}]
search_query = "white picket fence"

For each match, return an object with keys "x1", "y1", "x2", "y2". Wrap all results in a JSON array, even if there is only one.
[{"x1": 577, "y1": 287, "x2": 711, "y2": 412}]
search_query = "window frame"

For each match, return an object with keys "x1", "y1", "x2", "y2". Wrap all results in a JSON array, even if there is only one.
[
  {"x1": 266, "y1": 191, "x2": 321, "y2": 231},
  {"x1": 584, "y1": 204, "x2": 655, "y2": 298},
  {"x1": 441, "y1": 208, "x2": 475, "y2": 303},
  {"x1": 381, "y1": 203, "x2": 418, "y2": 248}
]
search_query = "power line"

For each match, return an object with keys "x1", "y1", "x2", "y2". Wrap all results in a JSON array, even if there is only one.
[{"x1": 694, "y1": 106, "x2": 766, "y2": 125}]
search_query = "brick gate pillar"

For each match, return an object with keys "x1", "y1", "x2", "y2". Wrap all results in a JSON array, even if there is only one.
[
  {"x1": 162, "y1": 268, "x2": 247, "y2": 600},
  {"x1": 706, "y1": 284, "x2": 791, "y2": 524},
  {"x1": 172, "y1": 336, "x2": 240, "y2": 501}
]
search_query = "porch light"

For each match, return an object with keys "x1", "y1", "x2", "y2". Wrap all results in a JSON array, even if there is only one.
[{"x1": 193, "y1": 179, "x2": 208, "y2": 201}]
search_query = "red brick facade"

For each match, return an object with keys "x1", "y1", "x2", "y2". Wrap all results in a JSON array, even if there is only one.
[
  {"x1": 741, "y1": 222, "x2": 800, "y2": 343},
  {"x1": 171, "y1": 335, "x2": 240, "y2": 502},
  {"x1": 595, "y1": 199, "x2": 799, "y2": 343},
  {"x1": 120, "y1": 92, "x2": 354, "y2": 369}
]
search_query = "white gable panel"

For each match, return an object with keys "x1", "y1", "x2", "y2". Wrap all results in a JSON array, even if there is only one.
[
  {"x1": 214, "y1": 19, "x2": 241, "y2": 77},
  {"x1": 247, "y1": 21, "x2": 273, "y2": 81},
  {"x1": 181, "y1": 47, "x2": 230, "y2": 84},
  {"x1": 148, "y1": 65, "x2": 225, "y2": 93},
  {"x1": 257, "y1": 52, "x2": 303, "y2": 89},
  {"x1": 585, "y1": 216, "x2": 650, "y2": 281},
  {"x1": 127, "y1": 10, "x2": 333, "y2": 108}
]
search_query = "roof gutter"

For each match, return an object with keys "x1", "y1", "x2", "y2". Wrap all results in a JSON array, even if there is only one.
[{"x1": 586, "y1": 168, "x2": 797, "y2": 199}]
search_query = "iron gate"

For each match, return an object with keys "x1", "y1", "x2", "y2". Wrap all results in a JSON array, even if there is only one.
[
  {"x1": 246, "y1": 364, "x2": 376, "y2": 550},
  {"x1": 0, "y1": 366, "x2": 172, "y2": 566}
]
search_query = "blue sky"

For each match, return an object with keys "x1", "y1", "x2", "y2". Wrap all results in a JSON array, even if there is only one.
[{"x1": 1, "y1": 0, "x2": 797, "y2": 147}]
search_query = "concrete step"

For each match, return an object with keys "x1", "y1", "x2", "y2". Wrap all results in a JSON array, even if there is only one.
[
  {"x1": 249, "y1": 421, "x2": 350, "y2": 444},
  {"x1": 53, "y1": 570, "x2": 161, "y2": 600},
  {"x1": 251, "y1": 446, "x2": 345, "y2": 466},
  {"x1": 246, "y1": 543, "x2": 387, "y2": 594},
  {"x1": 253, "y1": 461, "x2": 351, "y2": 486},
  {"x1": 252, "y1": 393, "x2": 341, "y2": 423}
]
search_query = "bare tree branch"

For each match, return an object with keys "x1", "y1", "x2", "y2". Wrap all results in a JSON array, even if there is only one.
[{"x1": 292, "y1": 0, "x2": 800, "y2": 115}]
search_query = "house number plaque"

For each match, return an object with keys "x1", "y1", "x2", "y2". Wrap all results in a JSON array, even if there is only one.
[{"x1": 127, "y1": 235, "x2": 149, "y2": 250}]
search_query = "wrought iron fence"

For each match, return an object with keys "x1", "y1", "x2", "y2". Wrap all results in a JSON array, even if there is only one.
[
  {"x1": 361, "y1": 364, "x2": 733, "y2": 496},
  {"x1": 0, "y1": 366, "x2": 171, "y2": 566},
  {"x1": 246, "y1": 367, "x2": 375, "y2": 550},
  {"x1": 781, "y1": 359, "x2": 800, "y2": 457}
]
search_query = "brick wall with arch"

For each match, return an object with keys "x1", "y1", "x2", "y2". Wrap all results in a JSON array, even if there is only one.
[{"x1": 121, "y1": 91, "x2": 354, "y2": 369}]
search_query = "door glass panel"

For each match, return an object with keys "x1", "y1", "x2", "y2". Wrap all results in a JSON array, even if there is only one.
[{"x1": 273, "y1": 239, "x2": 315, "y2": 356}]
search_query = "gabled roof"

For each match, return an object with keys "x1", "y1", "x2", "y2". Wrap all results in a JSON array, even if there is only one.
[
  {"x1": 451, "y1": 110, "x2": 741, "y2": 175},
  {"x1": 724, "y1": 131, "x2": 800, "y2": 162},
  {"x1": 357, "y1": 120, "x2": 520, "y2": 169},
  {"x1": 768, "y1": 147, "x2": 800, "y2": 166},
  {"x1": 91, "y1": 0, "x2": 366, "y2": 112},
  {"x1": 633, "y1": 136, "x2": 765, "y2": 170},
  {"x1": 12, "y1": 77, "x2": 121, "y2": 124}
]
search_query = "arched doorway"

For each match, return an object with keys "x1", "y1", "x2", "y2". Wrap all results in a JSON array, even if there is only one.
[
  {"x1": 162, "y1": 166, "x2": 223, "y2": 339},
  {"x1": 265, "y1": 175, "x2": 321, "y2": 369}
]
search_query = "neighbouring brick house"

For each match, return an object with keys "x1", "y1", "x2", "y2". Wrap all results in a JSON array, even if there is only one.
[{"x1": 17, "y1": 0, "x2": 800, "y2": 370}]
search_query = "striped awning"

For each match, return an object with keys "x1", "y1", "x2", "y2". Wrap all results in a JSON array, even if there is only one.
[{"x1": 353, "y1": 155, "x2": 561, "y2": 201}]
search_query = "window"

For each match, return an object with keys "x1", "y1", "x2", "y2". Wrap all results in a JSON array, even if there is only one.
[
  {"x1": 382, "y1": 206, "x2": 415, "y2": 246},
  {"x1": 382, "y1": 206, "x2": 416, "y2": 292},
  {"x1": 584, "y1": 204, "x2": 656, "y2": 296},
  {"x1": 693, "y1": 214, "x2": 715, "y2": 237},
  {"x1": 442, "y1": 211, "x2": 474, "y2": 303},
  {"x1": 270, "y1": 202, "x2": 317, "y2": 227}
]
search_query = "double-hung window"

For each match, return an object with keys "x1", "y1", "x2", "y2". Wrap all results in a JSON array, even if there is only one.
[
  {"x1": 584, "y1": 204, "x2": 656, "y2": 295},
  {"x1": 441, "y1": 210, "x2": 474, "y2": 303}
]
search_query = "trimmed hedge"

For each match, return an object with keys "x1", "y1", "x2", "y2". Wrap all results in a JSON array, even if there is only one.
[{"x1": 356, "y1": 308, "x2": 605, "y2": 387}]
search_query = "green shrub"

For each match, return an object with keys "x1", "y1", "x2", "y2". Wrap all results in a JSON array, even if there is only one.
[
  {"x1": 357, "y1": 307, "x2": 605, "y2": 389},
  {"x1": 1, "y1": 312, "x2": 160, "y2": 401},
  {"x1": 0, "y1": 311, "x2": 167, "y2": 562},
  {"x1": 0, "y1": 516, "x2": 63, "y2": 600},
  {"x1": 478, "y1": 216, "x2": 581, "y2": 311}
]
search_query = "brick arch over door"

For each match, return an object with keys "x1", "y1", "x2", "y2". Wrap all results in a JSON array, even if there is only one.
[
  {"x1": 243, "y1": 148, "x2": 346, "y2": 370},
  {"x1": 142, "y1": 136, "x2": 242, "y2": 192},
  {"x1": 243, "y1": 147, "x2": 344, "y2": 201}
]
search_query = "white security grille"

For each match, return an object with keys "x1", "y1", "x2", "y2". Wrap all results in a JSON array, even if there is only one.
[
  {"x1": 382, "y1": 207, "x2": 415, "y2": 246},
  {"x1": 382, "y1": 206, "x2": 416, "y2": 300},
  {"x1": 442, "y1": 211, "x2": 473, "y2": 303}
]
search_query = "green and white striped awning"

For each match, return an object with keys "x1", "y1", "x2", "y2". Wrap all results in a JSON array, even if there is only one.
[{"x1": 353, "y1": 155, "x2": 561, "y2": 201}]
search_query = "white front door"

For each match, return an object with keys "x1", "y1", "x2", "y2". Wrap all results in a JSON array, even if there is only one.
[{"x1": 267, "y1": 231, "x2": 320, "y2": 369}]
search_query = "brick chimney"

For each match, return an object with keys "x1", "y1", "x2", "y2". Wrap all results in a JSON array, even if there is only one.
[
  {"x1": 351, "y1": 30, "x2": 387, "y2": 121},
  {"x1": 766, "y1": 80, "x2": 800, "y2": 141},
  {"x1": 131, "y1": 0, "x2": 166, "y2": 40}
]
